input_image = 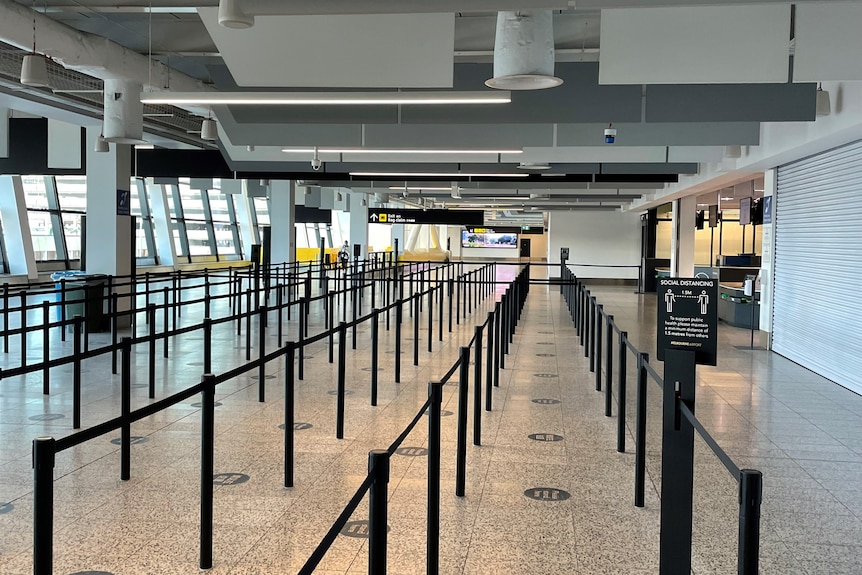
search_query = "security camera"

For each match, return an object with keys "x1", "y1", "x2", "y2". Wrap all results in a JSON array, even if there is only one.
[
  {"x1": 604, "y1": 125, "x2": 617, "y2": 144},
  {"x1": 311, "y1": 157, "x2": 322, "y2": 171}
]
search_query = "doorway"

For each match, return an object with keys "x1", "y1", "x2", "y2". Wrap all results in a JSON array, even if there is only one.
[{"x1": 519, "y1": 238, "x2": 531, "y2": 258}]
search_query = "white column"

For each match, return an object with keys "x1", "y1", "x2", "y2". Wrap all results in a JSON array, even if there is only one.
[
  {"x1": 146, "y1": 179, "x2": 176, "y2": 267},
  {"x1": 85, "y1": 127, "x2": 133, "y2": 322},
  {"x1": 759, "y1": 169, "x2": 777, "y2": 343},
  {"x1": 270, "y1": 180, "x2": 296, "y2": 264},
  {"x1": 671, "y1": 195, "x2": 697, "y2": 277},
  {"x1": 0, "y1": 176, "x2": 38, "y2": 278},
  {"x1": 349, "y1": 191, "x2": 368, "y2": 259}
]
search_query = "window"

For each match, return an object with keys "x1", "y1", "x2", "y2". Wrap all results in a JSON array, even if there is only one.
[
  {"x1": 130, "y1": 178, "x2": 157, "y2": 261},
  {"x1": 208, "y1": 189, "x2": 241, "y2": 256},
  {"x1": 23, "y1": 176, "x2": 65, "y2": 262},
  {"x1": 55, "y1": 176, "x2": 87, "y2": 261}
]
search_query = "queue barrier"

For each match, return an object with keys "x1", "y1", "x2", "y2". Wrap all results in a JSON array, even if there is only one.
[{"x1": 26, "y1": 258, "x2": 523, "y2": 575}]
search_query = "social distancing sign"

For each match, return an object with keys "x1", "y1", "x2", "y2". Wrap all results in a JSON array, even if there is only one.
[{"x1": 656, "y1": 278, "x2": 718, "y2": 366}]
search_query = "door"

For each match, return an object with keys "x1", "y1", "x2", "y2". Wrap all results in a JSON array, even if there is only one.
[{"x1": 519, "y1": 238, "x2": 531, "y2": 258}]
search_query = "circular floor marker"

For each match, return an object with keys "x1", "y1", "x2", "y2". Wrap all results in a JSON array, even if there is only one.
[
  {"x1": 528, "y1": 433, "x2": 564, "y2": 442},
  {"x1": 303, "y1": 356, "x2": 314, "y2": 360},
  {"x1": 535, "y1": 353, "x2": 556, "y2": 357},
  {"x1": 0, "y1": 502, "x2": 13, "y2": 515},
  {"x1": 341, "y1": 520, "x2": 390, "y2": 538},
  {"x1": 423, "y1": 409, "x2": 454, "y2": 417},
  {"x1": 250, "y1": 375, "x2": 276, "y2": 380},
  {"x1": 29, "y1": 414, "x2": 64, "y2": 421},
  {"x1": 536, "y1": 342, "x2": 555, "y2": 345},
  {"x1": 69, "y1": 571, "x2": 115, "y2": 575},
  {"x1": 533, "y1": 373, "x2": 558, "y2": 379},
  {"x1": 385, "y1": 350, "x2": 405, "y2": 354},
  {"x1": 328, "y1": 390, "x2": 355, "y2": 396},
  {"x1": 531, "y1": 398, "x2": 561, "y2": 405},
  {"x1": 212, "y1": 473, "x2": 250, "y2": 486},
  {"x1": 395, "y1": 446, "x2": 428, "y2": 457},
  {"x1": 538, "y1": 331, "x2": 554, "y2": 335},
  {"x1": 190, "y1": 402, "x2": 223, "y2": 408},
  {"x1": 524, "y1": 487, "x2": 571, "y2": 501},
  {"x1": 110, "y1": 436, "x2": 149, "y2": 445},
  {"x1": 278, "y1": 422, "x2": 313, "y2": 430},
  {"x1": 361, "y1": 367, "x2": 384, "y2": 372}
]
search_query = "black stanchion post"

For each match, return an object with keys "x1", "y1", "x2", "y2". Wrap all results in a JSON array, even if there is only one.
[
  {"x1": 199, "y1": 373, "x2": 216, "y2": 570},
  {"x1": 120, "y1": 337, "x2": 132, "y2": 481},
  {"x1": 738, "y1": 469, "x2": 763, "y2": 575},
  {"x1": 485, "y1": 312, "x2": 494, "y2": 410},
  {"x1": 368, "y1": 449, "x2": 390, "y2": 575},
  {"x1": 456, "y1": 346, "x2": 469, "y2": 497},
  {"x1": 438, "y1": 282, "x2": 443, "y2": 342},
  {"x1": 474, "y1": 325, "x2": 483, "y2": 446},
  {"x1": 328, "y1": 293, "x2": 335, "y2": 363},
  {"x1": 352, "y1": 286, "x2": 358, "y2": 350},
  {"x1": 605, "y1": 315, "x2": 614, "y2": 417},
  {"x1": 499, "y1": 294, "x2": 507, "y2": 369},
  {"x1": 277, "y1": 285, "x2": 283, "y2": 347},
  {"x1": 148, "y1": 304, "x2": 156, "y2": 399},
  {"x1": 259, "y1": 305, "x2": 268, "y2": 400},
  {"x1": 617, "y1": 331, "x2": 628, "y2": 453},
  {"x1": 659, "y1": 349, "x2": 697, "y2": 575},
  {"x1": 59, "y1": 279, "x2": 66, "y2": 342},
  {"x1": 427, "y1": 381, "x2": 443, "y2": 575},
  {"x1": 163, "y1": 288, "x2": 169, "y2": 359},
  {"x1": 634, "y1": 352, "x2": 648, "y2": 508},
  {"x1": 494, "y1": 302, "x2": 501, "y2": 386},
  {"x1": 2, "y1": 283, "x2": 8, "y2": 353},
  {"x1": 19, "y1": 291, "x2": 27, "y2": 368},
  {"x1": 42, "y1": 301, "x2": 50, "y2": 395},
  {"x1": 284, "y1": 342, "x2": 296, "y2": 488},
  {"x1": 455, "y1": 272, "x2": 460, "y2": 325},
  {"x1": 427, "y1": 286, "x2": 433, "y2": 354},
  {"x1": 395, "y1": 299, "x2": 402, "y2": 383},
  {"x1": 448, "y1": 278, "x2": 454, "y2": 333},
  {"x1": 337, "y1": 322, "x2": 347, "y2": 439},
  {"x1": 413, "y1": 296, "x2": 419, "y2": 366},
  {"x1": 595, "y1": 305, "x2": 603, "y2": 388},
  {"x1": 203, "y1": 317, "x2": 212, "y2": 374},
  {"x1": 299, "y1": 300, "x2": 306, "y2": 380},
  {"x1": 73, "y1": 316, "x2": 82, "y2": 429},
  {"x1": 371, "y1": 309, "x2": 379, "y2": 406},
  {"x1": 33, "y1": 436, "x2": 55, "y2": 575}
]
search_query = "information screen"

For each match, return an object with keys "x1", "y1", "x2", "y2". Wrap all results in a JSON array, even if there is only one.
[{"x1": 461, "y1": 230, "x2": 518, "y2": 248}]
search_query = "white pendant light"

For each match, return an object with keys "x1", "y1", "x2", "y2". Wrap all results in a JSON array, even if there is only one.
[
  {"x1": 485, "y1": 11, "x2": 563, "y2": 91},
  {"x1": 20, "y1": 54, "x2": 50, "y2": 88},
  {"x1": 20, "y1": 0, "x2": 51, "y2": 88},
  {"x1": 218, "y1": 0, "x2": 254, "y2": 29},
  {"x1": 94, "y1": 134, "x2": 109, "y2": 153},
  {"x1": 816, "y1": 84, "x2": 831, "y2": 117},
  {"x1": 201, "y1": 118, "x2": 218, "y2": 141}
]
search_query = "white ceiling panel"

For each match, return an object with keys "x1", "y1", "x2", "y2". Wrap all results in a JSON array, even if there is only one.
[
  {"x1": 521, "y1": 147, "x2": 668, "y2": 163},
  {"x1": 198, "y1": 9, "x2": 455, "y2": 87},
  {"x1": 794, "y1": 3, "x2": 862, "y2": 82},
  {"x1": 599, "y1": 5, "x2": 790, "y2": 84}
]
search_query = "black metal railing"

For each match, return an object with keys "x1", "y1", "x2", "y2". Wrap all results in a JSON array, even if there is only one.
[
  {"x1": 26, "y1": 258, "x2": 523, "y2": 575},
  {"x1": 560, "y1": 266, "x2": 763, "y2": 575}
]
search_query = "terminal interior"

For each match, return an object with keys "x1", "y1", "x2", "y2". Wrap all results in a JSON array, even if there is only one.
[{"x1": 2, "y1": 2, "x2": 862, "y2": 574}]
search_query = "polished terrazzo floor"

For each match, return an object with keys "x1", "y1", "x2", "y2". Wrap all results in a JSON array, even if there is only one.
[{"x1": 1, "y1": 265, "x2": 861, "y2": 574}]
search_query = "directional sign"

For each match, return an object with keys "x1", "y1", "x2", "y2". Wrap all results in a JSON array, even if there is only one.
[
  {"x1": 116, "y1": 189, "x2": 131, "y2": 216},
  {"x1": 367, "y1": 209, "x2": 483, "y2": 226},
  {"x1": 656, "y1": 278, "x2": 718, "y2": 366}
]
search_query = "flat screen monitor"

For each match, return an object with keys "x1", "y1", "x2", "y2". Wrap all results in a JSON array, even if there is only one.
[
  {"x1": 739, "y1": 197, "x2": 752, "y2": 225},
  {"x1": 708, "y1": 205, "x2": 719, "y2": 228},
  {"x1": 461, "y1": 230, "x2": 518, "y2": 248}
]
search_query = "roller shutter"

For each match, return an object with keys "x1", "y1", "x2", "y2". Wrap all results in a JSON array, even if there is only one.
[{"x1": 773, "y1": 140, "x2": 862, "y2": 394}]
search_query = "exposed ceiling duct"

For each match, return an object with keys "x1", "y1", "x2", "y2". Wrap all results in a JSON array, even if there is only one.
[
  {"x1": 485, "y1": 11, "x2": 563, "y2": 91},
  {"x1": 102, "y1": 79, "x2": 144, "y2": 144}
]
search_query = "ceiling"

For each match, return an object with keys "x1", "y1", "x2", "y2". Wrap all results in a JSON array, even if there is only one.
[{"x1": 1, "y1": 1, "x2": 829, "y2": 217}]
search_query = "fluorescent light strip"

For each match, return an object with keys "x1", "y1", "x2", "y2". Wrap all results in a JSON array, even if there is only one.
[
  {"x1": 352, "y1": 172, "x2": 528, "y2": 178},
  {"x1": 141, "y1": 91, "x2": 511, "y2": 106},
  {"x1": 388, "y1": 186, "x2": 453, "y2": 191},
  {"x1": 283, "y1": 148, "x2": 522, "y2": 155}
]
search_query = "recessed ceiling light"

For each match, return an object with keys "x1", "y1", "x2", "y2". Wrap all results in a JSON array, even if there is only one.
[
  {"x1": 141, "y1": 91, "x2": 512, "y2": 106},
  {"x1": 721, "y1": 197, "x2": 734, "y2": 201},
  {"x1": 351, "y1": 172, "x2": 528, "y2": 178},
  {"x1": 134, "y1": 144, "x2": 155, "y2": 150},
  {"x1": 517, "y1": 162, "x2": 551, "y2": 170},
  {"x1": 283, "y1": 148, "x2": 522, "y2": 155},
  {"x1": 388, "y1": 186, "x2": 453, "y2": 191}
]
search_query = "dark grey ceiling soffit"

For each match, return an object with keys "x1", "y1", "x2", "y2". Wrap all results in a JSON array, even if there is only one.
[{"x1": 221, "y1": 63, "x2": 813, "y2": 126}]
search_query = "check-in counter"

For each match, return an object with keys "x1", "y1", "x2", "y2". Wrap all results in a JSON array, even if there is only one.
[{"x1": 718, "y1": 282, "x2": 759, "y2": 329}]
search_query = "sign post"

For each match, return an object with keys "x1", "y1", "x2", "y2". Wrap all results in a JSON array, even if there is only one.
[{"x1": 655, "y1": 277, "x2": 717, "y2": 575}]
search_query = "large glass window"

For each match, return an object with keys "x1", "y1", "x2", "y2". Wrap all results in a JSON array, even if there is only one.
[
  {"x1": 23, "y1": 176, "x2": 65, "y2": 262},
  {"x1": 55, "y1": 176, "x2": 87, "y2": 261},
  {"x1": 208, "y1": 189, "x2": 240, "y2": 256},
  {"x1": 130, "y1": 178, "x2": 157, "y2": 261}
]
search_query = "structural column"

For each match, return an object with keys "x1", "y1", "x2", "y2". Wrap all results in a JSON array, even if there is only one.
[
  {"x1": 85, "y1": 127, "x2": 133, "y2": 322},
  {"x1": 349, "y1": 191, "x2": 369, "y2": 258},
  {"x1": 758, "y1": 169, "x2": 777, "y2": 343},
  {"x1": 671, "y1": 195, "x2": 697, "y2": 278},
  {"x1": 269, "y1": 180, "x2": 296, "y2": 264}
]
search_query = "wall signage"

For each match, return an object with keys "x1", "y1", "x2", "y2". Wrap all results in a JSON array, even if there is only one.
[
  {"x1": 368, "y1": 208, "x2": 483, "y2": 225},
  {"x1": 656, "y1": 278, "x2": 718, "y2": 366},
  {"x1": 116, "y1": 189, "x2": 130, "y2": 216},
  {"x1": 763, "y1": 195, "x2": 773, "y2": 225}
]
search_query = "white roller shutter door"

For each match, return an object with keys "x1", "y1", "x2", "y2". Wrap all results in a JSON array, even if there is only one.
[{"x1": 774, "y1": 140, "x2": 862, "y2": 394}]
